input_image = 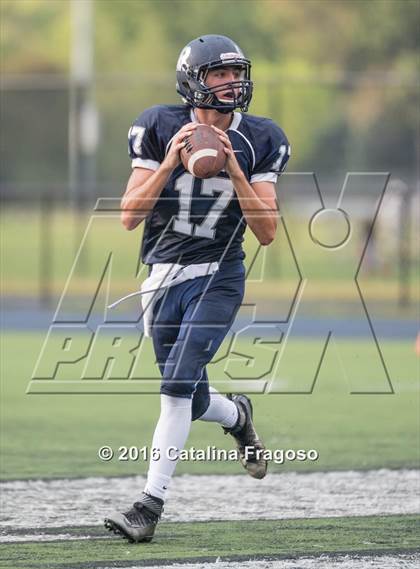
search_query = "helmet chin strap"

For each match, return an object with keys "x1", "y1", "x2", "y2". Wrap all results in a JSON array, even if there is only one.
[{"x1": 213, "y1": 102, "x2": 235, "y2": 114}]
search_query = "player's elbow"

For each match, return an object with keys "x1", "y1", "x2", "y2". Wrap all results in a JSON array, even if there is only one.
[
  {"x1": 258, "y1": 226, "x2": 276, "y2": 246},
  {"x1": 259, "y1": 235, "x2": 274, "y2": 246},
  {"x1": 258, "y1": 217, "x2": 277, "y2": 245},
  {"x1": 252, "y1": 226, "x2": 275, "y2": 246},
  {"x1": 120, "y1": 196, "x2": 144, "y2": 230},
  {"x1": 121, "y1": 211, "x2": 139, "y2": 231}
]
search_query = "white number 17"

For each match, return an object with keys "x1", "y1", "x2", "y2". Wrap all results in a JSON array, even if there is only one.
[{"x1": 173, "y1": 173, "x2": 234, "y2": 239}]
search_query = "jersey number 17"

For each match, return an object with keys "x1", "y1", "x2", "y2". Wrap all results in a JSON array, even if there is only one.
[{"x1": 173, "y1": 173, "x2": 234, "y2": 239}]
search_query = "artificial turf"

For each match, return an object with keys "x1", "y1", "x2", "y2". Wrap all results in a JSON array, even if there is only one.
[
  {"x1": 1, "y1": 333, "x2": 418, "y2": 479},
  {"x1": 0, "y1": 515, "x2": 419, "y2": 569}
]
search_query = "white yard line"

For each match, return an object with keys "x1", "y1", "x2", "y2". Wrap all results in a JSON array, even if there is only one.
[
  {"x1": 0, "y1": 533, "x2": 95, "y2": 543},
  {"x1": 101, "y1": 553, "x2": 420, "y2": 569},
  {"x1": 0, "y1": 469, "x2": 419, "y2": 543}
]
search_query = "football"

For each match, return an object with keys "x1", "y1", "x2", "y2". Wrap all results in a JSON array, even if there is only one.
[{"x1": 180, "y1": 124, "x2": 227, "y2": 178}]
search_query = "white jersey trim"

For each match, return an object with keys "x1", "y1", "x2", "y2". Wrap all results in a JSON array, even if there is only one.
[
  {"x1": 250, "y1": 172, "x2": 278, "y2": 184},
  {"x1": 189, "y1": 109, "x2": 242, "y2": 131},
  {"x1": 229, "y1": 112, "x2": 242, "y2": 131},
  {"x1": 132, "y1": 158, "x2": 160, "y2": 170},
  {"x1": 230, "y1": 129, "x2": 256, "y2": 170}
]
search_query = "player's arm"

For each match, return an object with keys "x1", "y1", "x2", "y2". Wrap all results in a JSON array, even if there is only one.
[
  {"x1": 249, "y1": 180, "x2": 278, "y2": 242},
  {"x1": 212, "y1": 126, "x2": 278, "y2": 245},
  {"x1": 121, "y1": 166, "x2": 172, "y2": 231},
  {"x1": 230, "y1": 175, "x2": 278, "y2": 246},
  {"x1": 121, "y1": 122, "x2": 197, "y2": 231}
]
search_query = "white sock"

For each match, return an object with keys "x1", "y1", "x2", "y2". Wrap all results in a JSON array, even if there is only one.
[
  {"x1": 144, "y1": 394, "x2": 192, "y2": 501},
  {"x1": 198, "y1": 387, "x2": 238, "y2": 428}
]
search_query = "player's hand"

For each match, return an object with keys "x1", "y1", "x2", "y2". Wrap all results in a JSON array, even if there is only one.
[
  {"x1": 162, "y1": 122, "x2": 198, "y2": 171},
  {"x1": 211, "y1": 125, "x2": 243, "y2": 179}
]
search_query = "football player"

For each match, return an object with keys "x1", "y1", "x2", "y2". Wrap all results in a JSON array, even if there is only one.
[{"x1": 104, "y1": 34, "x2": 290, "y2": 543}]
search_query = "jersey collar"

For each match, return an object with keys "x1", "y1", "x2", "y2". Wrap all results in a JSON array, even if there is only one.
[{"x1": 189, "y1": 108, "x2": 242, "y2": 131}]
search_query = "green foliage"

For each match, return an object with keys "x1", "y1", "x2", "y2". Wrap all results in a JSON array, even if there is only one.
[
  {"x1": 1, "y1": 0, "x2": 418, "y2": 187},
  {"x1": 95, "y1": 0, "x2": 173, "y2": 73},
  {"x1": 0, "y1": 0, "x2": 69, "y2": 73}
]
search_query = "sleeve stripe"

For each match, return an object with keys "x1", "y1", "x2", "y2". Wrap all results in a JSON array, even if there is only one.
[
  {"x1": 250, "y1": 173, "x2": 278, "y2": 183},
  {"x1": 131, "y1": 158, "x2": 160, "y2": 170},
  {"x1": 230, "y1": 130, "x2": 256, "y2": 170}
]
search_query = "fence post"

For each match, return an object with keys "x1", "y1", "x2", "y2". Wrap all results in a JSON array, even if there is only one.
[
  {"x1": 398, "y1": 183, "x2": 411, "y2": 308},
  {"x1": 40, "y1": 191, "x2": 53, "y2": 308}
]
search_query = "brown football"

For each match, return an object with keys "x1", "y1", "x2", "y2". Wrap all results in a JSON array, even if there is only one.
[{"x1": 180, "y1": 124, "x2": 227, "y2": 179}]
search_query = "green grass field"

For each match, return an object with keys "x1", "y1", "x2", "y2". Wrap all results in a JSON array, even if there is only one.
[
  {"x1": 2, "y1": 207, "x2": 419, "y2": 567},
  {"x1": 1, "y1": 330, "x2": 419, "y2": 567},
  {"x1": 1, "y1": 333, "x2": 418, "y2": 479},
  {"x1": 1, "y1": 515, "x2": 419, "y2": 569},
  {"x1": 2, "y1": 208, "x2": 418, "y2": 318}
]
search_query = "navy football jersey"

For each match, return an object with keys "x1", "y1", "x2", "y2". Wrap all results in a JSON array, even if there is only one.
[{"x1": 128, "y1": 105, "x2": 290, "y2": 265}]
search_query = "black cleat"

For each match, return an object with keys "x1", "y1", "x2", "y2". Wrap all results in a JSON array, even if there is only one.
[
  {"x1": 223, "y1": 394, "x2": 267, "y2": 479},
  {"x1": 104, "y1": 492, "x2": 163, "y2": 543}
]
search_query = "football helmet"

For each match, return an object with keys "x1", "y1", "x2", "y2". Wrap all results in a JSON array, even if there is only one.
[{"x1": 176, "y1": 35, "x2": 253, "y2": 113}]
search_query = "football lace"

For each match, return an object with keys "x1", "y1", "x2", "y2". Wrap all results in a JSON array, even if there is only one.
[{"x1": 184, "y1": 137, "x2": 193, "y2": 153}]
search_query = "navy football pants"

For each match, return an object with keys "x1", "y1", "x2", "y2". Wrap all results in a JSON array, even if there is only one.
[{"x1": 151, "y1": 260, "x2": 245, "y2": 420}]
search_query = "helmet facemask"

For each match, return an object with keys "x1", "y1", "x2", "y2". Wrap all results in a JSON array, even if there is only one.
[{"x1": 179, "y1": 59, "x2": 253, "y2": 113}]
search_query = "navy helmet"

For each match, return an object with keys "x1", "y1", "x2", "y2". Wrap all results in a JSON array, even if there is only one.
[{"x1": 176, "y1": 35, "x2": 253, "y2": 113}]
